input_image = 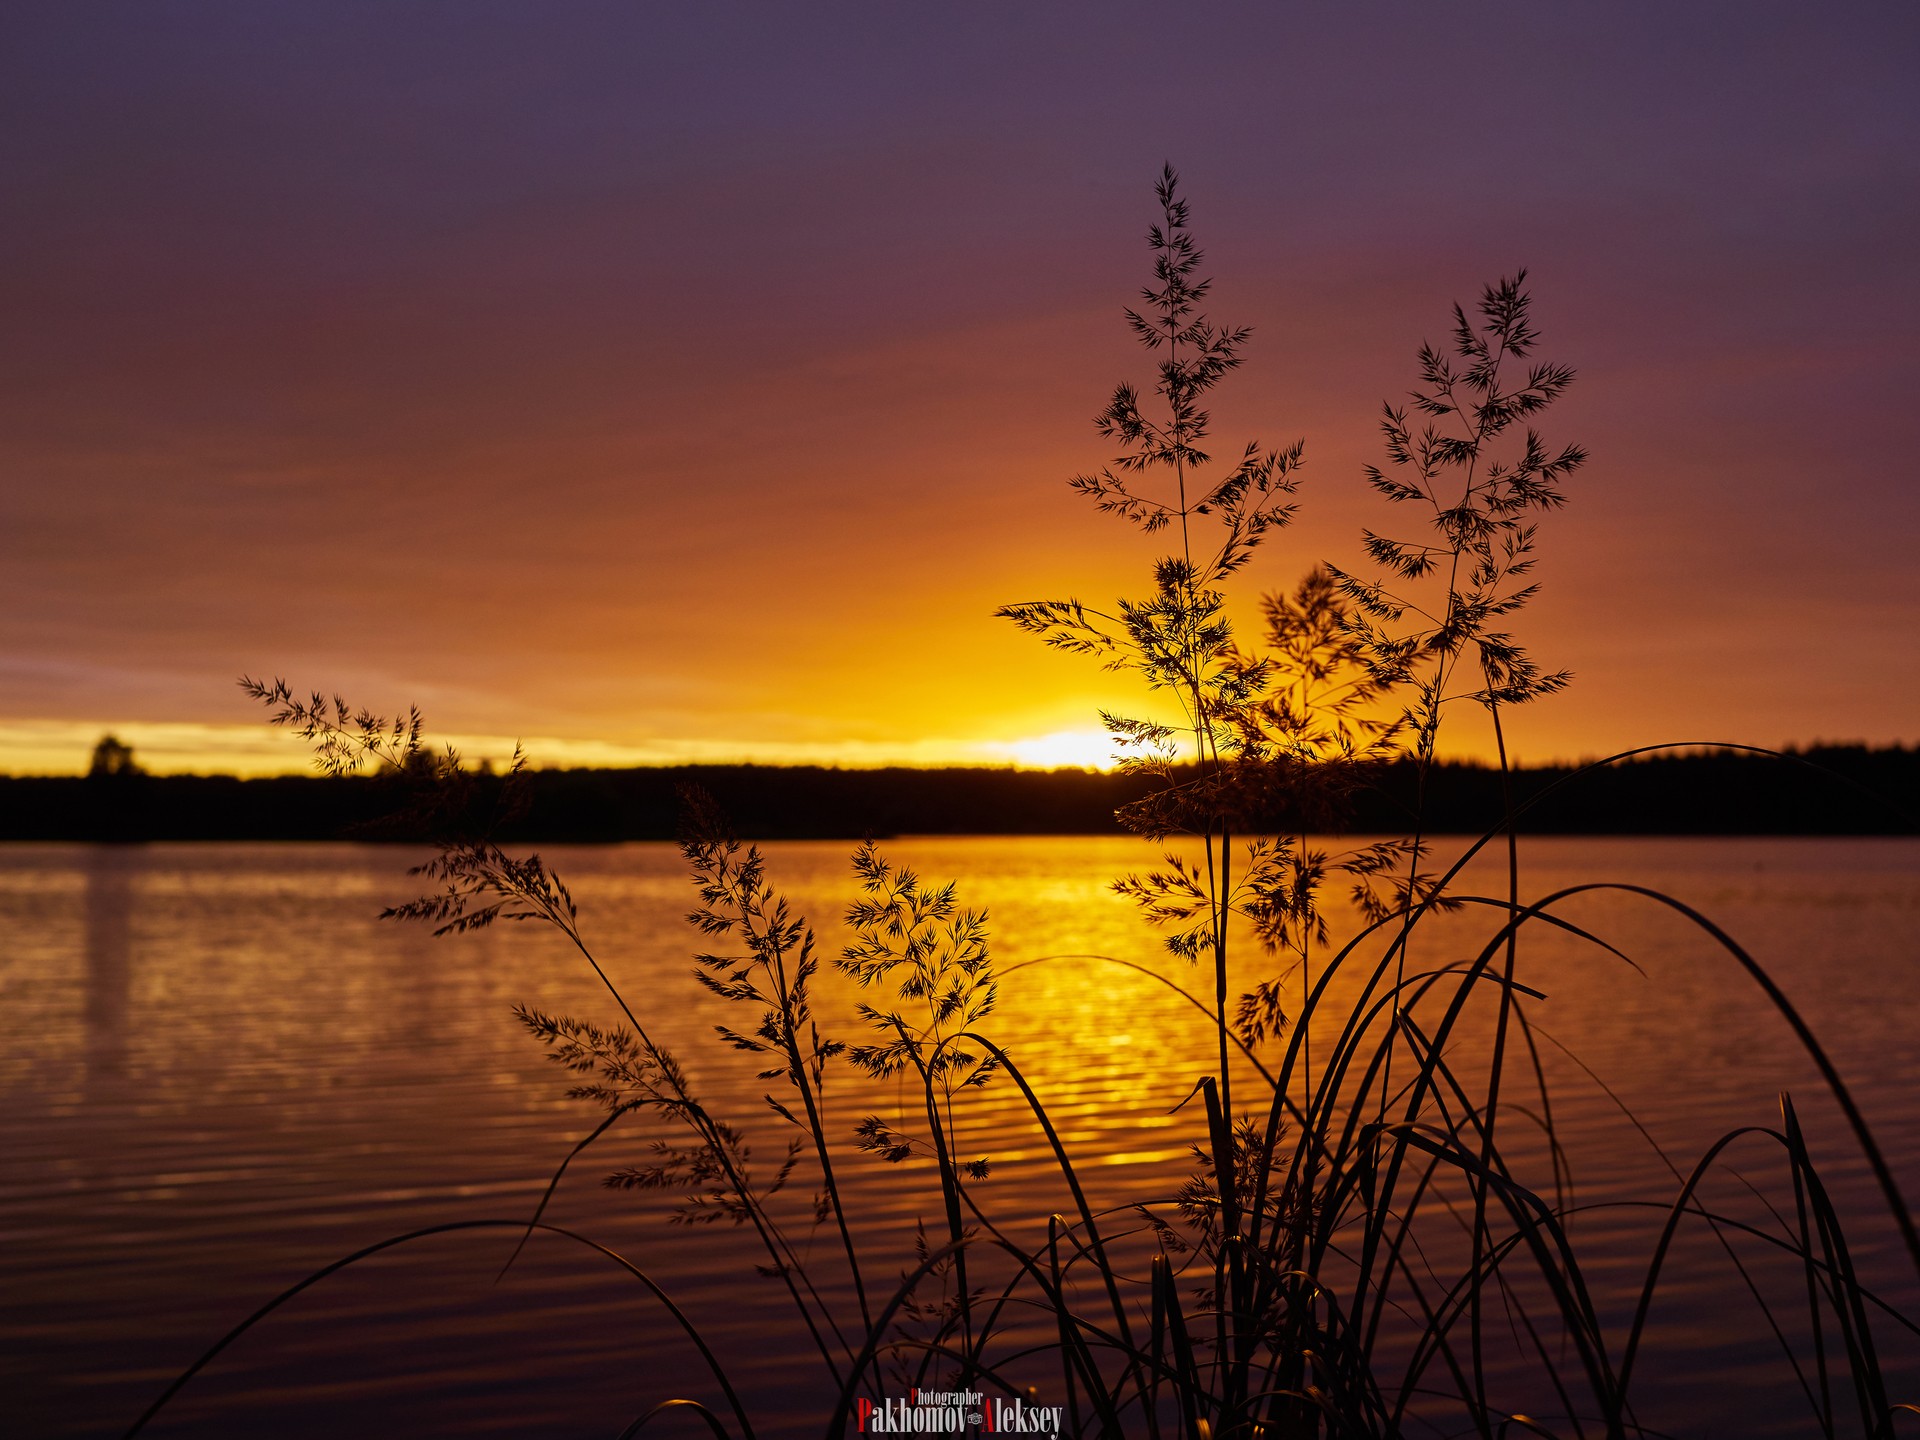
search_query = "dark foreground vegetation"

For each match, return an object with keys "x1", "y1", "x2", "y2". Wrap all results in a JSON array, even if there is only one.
[{"x1": 7, "y1": 745, "x2": 1914, "y2": 843}]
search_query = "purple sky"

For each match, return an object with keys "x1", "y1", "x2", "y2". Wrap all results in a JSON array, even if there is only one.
[{"x1": 2, "y1": 2, "x2": 1915, "y2": 772}]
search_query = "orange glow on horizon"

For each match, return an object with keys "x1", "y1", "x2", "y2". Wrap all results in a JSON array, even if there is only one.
[{"x1": 0, "y1": 717, "x2": 1140, "y2": 778}]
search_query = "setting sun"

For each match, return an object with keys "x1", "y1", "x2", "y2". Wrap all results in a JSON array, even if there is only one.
[{"x1": 993, "y1": 728, "x2": 1120, "y2": 771}]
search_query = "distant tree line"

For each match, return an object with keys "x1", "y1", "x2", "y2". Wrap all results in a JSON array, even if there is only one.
[{"x1": 1, "y1": 745, "x2": 1912, "y2": 842}]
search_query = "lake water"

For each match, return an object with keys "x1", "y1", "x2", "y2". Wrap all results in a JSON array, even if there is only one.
[{"x1": 3, "y1": 836, "x2": 1918, "y2": 1437}]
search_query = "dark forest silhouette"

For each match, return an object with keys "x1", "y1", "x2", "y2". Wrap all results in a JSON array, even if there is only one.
[{"x1": 7, "y1": 747, "x2": 1913, "y2": 843}]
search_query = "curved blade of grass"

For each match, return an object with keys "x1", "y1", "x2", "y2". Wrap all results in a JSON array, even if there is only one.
[
  {"x1": 1781, "y1": 1093, "x2": 1892, "y2": 1437},
  {"x1": 937, "y1": 1032, "x2": 1140, "y2": 1362},
  {"x1": 1503, "y1": 881, "x2": 1920, "y2": 1280},
  {"x1": 120, "y1": 1219, "x2": 752, "y2": 1440},
  {"x1": 1382, "y1": 1123, "x2": 1624, "y2": 1436},
  {"x1": 615, "y1": 1398, "x2": 734, "y2": 1439},
  {"x1": 499, "y1": 1101, "x2": 638, "y2": 1279}
]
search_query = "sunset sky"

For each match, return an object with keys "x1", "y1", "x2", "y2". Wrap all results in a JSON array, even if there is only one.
[{"x1": 3, "y1": 3, "x2": 1915, "y2": 775}]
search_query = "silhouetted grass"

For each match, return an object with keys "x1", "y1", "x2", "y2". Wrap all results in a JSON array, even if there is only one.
[{"x1": 127, "y1": 171, "x2": 1919, "y2": 1439}]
